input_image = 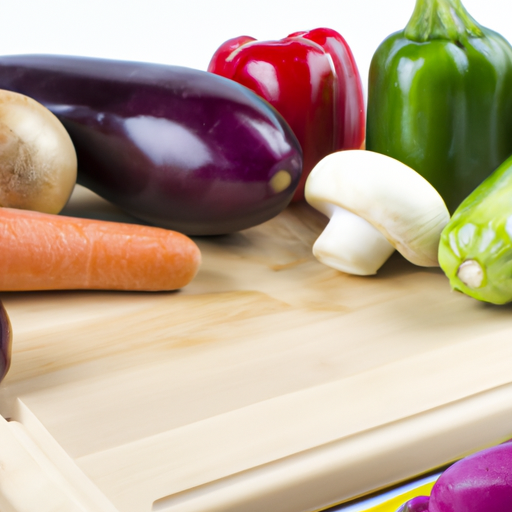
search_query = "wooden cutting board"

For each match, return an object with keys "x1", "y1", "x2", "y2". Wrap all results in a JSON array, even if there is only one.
[{"x1": 1, "y1": 185, "x2": 512, "y2": 512}]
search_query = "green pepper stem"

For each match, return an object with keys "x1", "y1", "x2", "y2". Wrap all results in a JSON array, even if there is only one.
[{"x1": 404, "y1": 0, "x2": 484, "y2": 42}]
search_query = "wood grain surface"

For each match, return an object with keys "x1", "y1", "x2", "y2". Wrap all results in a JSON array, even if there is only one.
[{"x1": 1, "y1": 186, "x2": 512, "y2": 512}]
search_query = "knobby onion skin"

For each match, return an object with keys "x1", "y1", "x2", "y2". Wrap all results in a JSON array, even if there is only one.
[
  {"x1": 0, "y1": 55, "x2": 303, "y2": 235},
  {"x1": 0, "y1": 301, "x2": 12, "y2": 384},
  {"x1": 0, "y1": 90, "x2": 76, "y2": 214}
]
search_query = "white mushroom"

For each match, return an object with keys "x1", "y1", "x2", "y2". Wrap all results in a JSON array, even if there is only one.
[
  {"x1": 305, "y1": 150, "x2": 450, "y2": 275},
  {"x1": 0, "y1": 90, "x2": 77, "y2": 214}
]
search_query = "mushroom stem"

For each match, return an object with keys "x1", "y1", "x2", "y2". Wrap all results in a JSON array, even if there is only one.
[
  {"x1": 457, "y1": 259, "x2": 484, "y2": 288},
  {"x1": 313, "y1": 206, "x2": 395, "y2": 275}
]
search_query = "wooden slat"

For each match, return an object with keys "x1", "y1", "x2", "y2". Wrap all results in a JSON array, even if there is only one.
[{"x1": 1, "y1": 185, "x2": 512, "y2": 511}]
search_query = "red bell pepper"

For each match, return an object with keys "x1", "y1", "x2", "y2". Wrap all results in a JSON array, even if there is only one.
[{"x1": 208, "y1": 28, "x2": 365, "y2": 201}]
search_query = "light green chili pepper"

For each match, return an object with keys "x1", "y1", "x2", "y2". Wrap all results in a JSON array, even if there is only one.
[{"x1": 439, "y1": 154, "x2": 512, "y2": 304}]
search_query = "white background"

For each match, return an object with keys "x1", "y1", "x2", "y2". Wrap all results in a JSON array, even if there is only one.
[{"x1": 2, "y1": 0, "x2": 511, "y2": 100}]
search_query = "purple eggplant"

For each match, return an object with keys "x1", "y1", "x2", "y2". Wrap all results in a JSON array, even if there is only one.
[
  {"x1": 398, "y1": 442, "x2": 512, "y2": 512},
  {"x1": 0, "y1": 55, "x2": 302, "y2": 235},
  {"x1": 397, "y1": 496, "x2": 430, "y2": 512},
  {"x1": 0, "y1": 301, "x2": 12, "y2": 384}
]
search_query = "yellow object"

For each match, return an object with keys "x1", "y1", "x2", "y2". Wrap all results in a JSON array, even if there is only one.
[{"x1": 344, "y1": 479, "x2": 436, "y2": 512}]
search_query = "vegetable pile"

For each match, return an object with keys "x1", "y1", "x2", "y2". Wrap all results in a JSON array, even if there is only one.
[
  {"x1": 0, "y1": 3, "x2": 508, "y2": 294},
  {"x1": 0, "y1": 5, "x2": 511, "y2": 506}
]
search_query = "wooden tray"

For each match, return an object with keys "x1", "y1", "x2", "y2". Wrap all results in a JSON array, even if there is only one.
[{"x1": 1, "y1": 186, "x2": 512, "y2": 512}]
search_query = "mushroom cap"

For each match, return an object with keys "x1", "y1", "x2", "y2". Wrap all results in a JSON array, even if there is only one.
[{"x1": 305, "y1": 150, "x2": 450, "y2": 267}]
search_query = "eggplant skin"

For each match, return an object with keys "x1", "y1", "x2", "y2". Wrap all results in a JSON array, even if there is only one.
[
  {"x1": 0, "y1": 55, "x2": 303, "y2": 235},
  {"x1": 0, "y1": 301, "x2": 12, "y2": 384},
  {"x1": 429, "y1": 442, "x2": 512, "y2": 512}
]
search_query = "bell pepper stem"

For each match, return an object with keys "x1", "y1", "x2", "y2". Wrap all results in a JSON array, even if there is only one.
[{"x1": 405, "y1": 0, "x2": 484, "y2": 42}]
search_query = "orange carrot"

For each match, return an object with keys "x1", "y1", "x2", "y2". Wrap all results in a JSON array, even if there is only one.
[{"x1": 0, "y1": 207, "x2": 201, "y2": 291}]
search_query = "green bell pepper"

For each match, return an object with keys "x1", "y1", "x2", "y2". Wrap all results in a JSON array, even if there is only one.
[
  {"x1": 366, "y1": 0, "x2": 512, "y2": 213},
  {"x1": 438, "y1": 154, "x2": 512, "y2": 305}
]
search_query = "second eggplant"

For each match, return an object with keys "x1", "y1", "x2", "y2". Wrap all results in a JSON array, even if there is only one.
[
  {"x1": 0, "y1": 301, "x2": 11, "y2": 384},
  {"x1": 0, "y1": 55, "x2": 303, "y2": 235}
]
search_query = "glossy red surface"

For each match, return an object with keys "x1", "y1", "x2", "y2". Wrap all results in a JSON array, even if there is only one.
[{"x1": 208, "y1": 28, "x2": 365, "y2": 201}]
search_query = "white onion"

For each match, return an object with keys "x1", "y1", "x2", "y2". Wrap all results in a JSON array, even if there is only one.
[{"x1": 0, "y1": 90, "x2": 77, "y2": 214}]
